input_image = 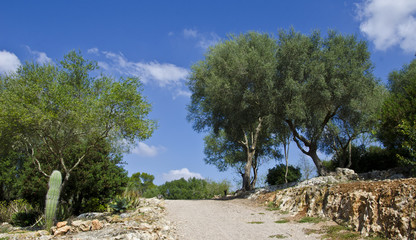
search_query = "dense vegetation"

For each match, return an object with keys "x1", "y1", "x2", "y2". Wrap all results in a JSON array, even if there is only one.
[
  {"x1": 266, "y1": 164, "x2": 302, "y2": 185},
  {"x1": 187, "y1": 29, "x2": 385, "y2": 190},
  {"x1": 1, "y1": 27, "x2": 416, "y2": 231},
  {"x1": 142, "y1": 177, "x2": 231, "y2": 200},
  {"x1": 0, "y1": 51, "x2": 154, "y2": 225}
]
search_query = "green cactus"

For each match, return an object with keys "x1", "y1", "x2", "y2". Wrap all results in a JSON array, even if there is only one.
[{"x1": 45, "y1": 170, "x2": 62, "y2": 231}]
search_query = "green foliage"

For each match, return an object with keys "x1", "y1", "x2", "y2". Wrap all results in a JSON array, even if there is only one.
[
  {"x1": 45, "y1": 170, "x2": 62, "y2": 231},
  {"x1": 109, "y1": 196, "x2": 130, "y2": 213},
  {"x1": 81, "y1": 198, "x2": 107, "y2": 213},
  {"x1": 0, "y1": 50, "x2": 155, "y2": 207},
  {"x1": 274, "y1": 28, "x2": 383, "y2": 175},
  {"x1": 11, "y1": 211, "x2": 39, "y2": 227},
  {"x1": 298, "y1": 216, "x2": 324, "y2": 223},
  {"x1": 0, "y1": 199, "x2": 35, "y2": 223},
  {"x1": 266, "y1": 164, "x2": 301, "y2": 185},
  {"x1": 127, "y1": 172, "x2": 156, "y2": 196},
  {"x1": 274, "y1": 219, "x2": 289, "y2": 224},
  {"x1": 379, "y1": 60, "x2": 416, "y2": 175},
  {"x1": 188, "y1": 32, "x2": 279, "y2": 190},
  {"x1": 330, "y1": 145, "x2": 397, "y2": 173},
  {"x1": 151, "y1": 178, "x2": 231, "y2": 200}
]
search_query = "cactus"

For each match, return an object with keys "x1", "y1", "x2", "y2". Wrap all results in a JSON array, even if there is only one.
[{"x1": 45, "y1": 170, "x2": 62, "y2": 231}]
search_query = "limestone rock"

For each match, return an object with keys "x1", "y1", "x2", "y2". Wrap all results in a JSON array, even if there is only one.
[
  {"x1": 54, "y1": 225, "x2": 71, "y2": 236},
  {"x1": 270, "y1": 178, "x2": 416, "y2": 239}
]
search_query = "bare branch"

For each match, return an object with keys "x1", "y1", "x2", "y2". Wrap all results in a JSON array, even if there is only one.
[{"x1": 26, "y1": 143, "x2": 49, "y2": 177}]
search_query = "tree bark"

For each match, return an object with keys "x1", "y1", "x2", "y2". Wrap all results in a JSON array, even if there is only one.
[{"x1": 309, "y1": 147, "x2": 328, "y2": 176}]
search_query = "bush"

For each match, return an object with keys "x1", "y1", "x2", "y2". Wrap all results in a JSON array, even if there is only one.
[
  {"x1": 331, "y1": 145, "x2": 398, "y2": 173},
  {"x1": 109, "y1": 196, "x2": 130, "y2": 213},
  {"x1": 81, "y1": 198, "x2": 107, "y2": 213},
  {"x1": 11, "y1": 211, "x2": 40, "y2": 227},
  {"x1": 0, "y1": 199, "x2": 35, "y2": 223},
  {"x1": 266, "y1": 164, "x2": 302, "y2": 185},
  {"x1": 155, "y1": 178, "x2": 231, "y2": 200}
]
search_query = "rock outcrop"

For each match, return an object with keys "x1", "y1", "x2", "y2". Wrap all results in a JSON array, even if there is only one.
[{"x1": 264, "y1": 174, "x2": 416, "y2": 239}]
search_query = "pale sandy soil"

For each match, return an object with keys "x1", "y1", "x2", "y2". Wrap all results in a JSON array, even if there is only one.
[{"x1": 165, "y1": 198, "x2": 330, "y2": 240}]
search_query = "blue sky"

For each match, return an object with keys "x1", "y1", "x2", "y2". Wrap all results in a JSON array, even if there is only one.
[{"x1": 1, "y1": 0, "x2": 415, "y2": 187}]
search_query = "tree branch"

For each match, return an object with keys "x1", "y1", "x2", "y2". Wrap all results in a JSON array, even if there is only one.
[{"x1": 26, "y1": 143, "x2": 49, "y2": 177}]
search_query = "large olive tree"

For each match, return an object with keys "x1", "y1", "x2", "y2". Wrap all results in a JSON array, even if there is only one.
[
  {"x1": 187, "y1": 32, "x2": 278, "y2": 190},
  {"x1": 273, "y1": 29, "x2": 383, "y2": 176}
]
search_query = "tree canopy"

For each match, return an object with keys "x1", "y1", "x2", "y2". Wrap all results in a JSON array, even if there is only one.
[
  {"x1": 273, "y1": 29, "x2": 384, "y2": 175},
  {"x1": 0, "y1": 51, "x2": 156, "y2": 198},
  {"x1": 188, "y1": 32, "x2": 279, "y2": 190},
  {"x1": 378, "y1": 59, "x2": 416, "y2": 175}
]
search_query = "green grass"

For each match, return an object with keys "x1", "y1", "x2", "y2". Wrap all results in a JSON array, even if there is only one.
[
  {"x1": 0, "y1": 237, "x2": 10, "y2": 240},
  {"x1": 258, "y1": 212, "x2": 265, "y2": 215},
  {"x1": 297, "y1": 216, "x2": 325, "y2": 223},
  {"x1": 247, "y1": 221, "x2": 264, "y2": 224},
  {"x1": 269, "y1": 234, "x2": 286, "y2": 238},
  {"x1": 274, "y1": 219, "x2": 289, "y2": 224},
  {"x1": 266, "y1": 201, "x2": 280, "y2": 211},
  {"x1": 322, "y1": 225, "x2": 360, "y2": 240}
]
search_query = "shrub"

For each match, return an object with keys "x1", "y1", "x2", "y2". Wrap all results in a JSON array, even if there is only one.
[
  {"x1": 11, "y1": 211, "x2": 40, "y2": 227},
  {"x1": 109, "y1": 196, "x2": 130, "y2": 213},
  {"x1": 266, "y1": 164, "x2": 301, "y2": 185},
  {"x1": 82, "y1": 198, "x2": 107, "y2": 213},
  {"x1": 331, "y1": 145, "x2": 398, "y2": 173}
]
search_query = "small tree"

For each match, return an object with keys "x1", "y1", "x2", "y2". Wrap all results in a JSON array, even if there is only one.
[
  {"x1": 266, "y1": 164, "x2": 301, "y2": 185},
  {"x1": 0, "y1": 51, "x2": 155, "y2": 201}
]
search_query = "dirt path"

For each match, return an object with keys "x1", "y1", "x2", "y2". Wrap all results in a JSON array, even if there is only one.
[{"x1": 165, "y1": 199, "x2": 325, "y2": 240}]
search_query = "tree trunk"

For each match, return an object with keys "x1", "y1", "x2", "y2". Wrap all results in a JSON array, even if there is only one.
[
  {"x1": 309, "y1": 147, "x2": 328, "y2": 176},
  {"x1": 242, "y1": 153, "x2": 253, "y2": 191},
  {"x1": 250, "y1": 158, "x2": 258, "y2": 189},
  {"x1": 284, "y1": 140, "x2": 289, "y2": 184},
  {"x1": 347, "y1": 141, "x2": 352, "y2": 168}
]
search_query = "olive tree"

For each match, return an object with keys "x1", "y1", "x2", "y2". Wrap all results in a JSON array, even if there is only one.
[
  {"x1": 187, "y1": 32, "x2": 278, "y2": 190},
  {"x1": 273, "y1": 29, "x2": 383, "y2": 175}
]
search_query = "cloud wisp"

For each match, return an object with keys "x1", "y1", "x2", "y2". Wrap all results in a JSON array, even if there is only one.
[
  {"x1": 131, "y1": 142, "x2": 166, "y2": 157},
  {"x1": 182, "y1": 28, "x2": 220, "y2": 50},
  {"x1": 0, "y1": 50, "x2": 21, "y2": 74},
  {"x1": 356, "y1": 0, "x2": 416, "y2": 52},
  {"x1": 162, "y1": 168, "x2": 204, "y2": 182},
  {"x1": 26, "y1": 46, "x2": 52, "y2": 64},
  {"x1": 87, "y1": 48, "x2": 190, "y2": 92}
]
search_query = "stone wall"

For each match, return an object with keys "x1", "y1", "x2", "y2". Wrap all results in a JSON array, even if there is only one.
[{"x1": 269, "y1": 178, "x2": 416, "y2": 239}]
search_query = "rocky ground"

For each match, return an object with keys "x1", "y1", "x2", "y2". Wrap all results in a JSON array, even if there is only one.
[
  {"x1": 252, "y1": 168, "x2": 416, "y2": 240},
  {"x1": 0, "y1": 198, "x2": 177, "y2": 240},
  {"x1": 1, "y1": 168, "x2": 414, "y2": 240}
]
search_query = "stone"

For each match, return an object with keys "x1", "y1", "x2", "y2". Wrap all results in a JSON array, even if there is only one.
[
  {"x1": 91, "y1": 219, "x2": 103, "y2": 230},
  {"x1": 56, "y1": 221, "x2": 67, "y2": 228},
  {"x1": 269, "y1": 177, "x2": 416, "y2": 239},
  {"x1": 53, "y1": 225, "x2": 71, "y2": 236}
]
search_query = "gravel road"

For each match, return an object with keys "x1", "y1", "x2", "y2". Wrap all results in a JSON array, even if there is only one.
[{"x1": 165, "y1": 199, "x2": 325, "y2": 240}]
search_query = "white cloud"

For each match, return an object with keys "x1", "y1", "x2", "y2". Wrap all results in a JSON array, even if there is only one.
[
  {"x1": 26, "y1": 46, "x2": 52, "y2": 64},
  {"x1": 0, "y1": 50, "x2": 21, "y2": 74},
  {"x1": 97, "y1": 50, "x2": 188, "y2": 87},
  {"x1": 182, "y1": 28, "x2": 220, "y2": 49},
  {"x1": 173, "y1": 89, "x2": 192, "y2": 99},
  {"x1": 197, "y1": 32, "x2": 221, "y2": 49},
  {"x1": 183, "y1": 28, "x2": 198, "y2": 38},
  {"x1": 356, "y1": 0, "x2": 416, "y2": 52},
  {"x1": 131, "y1": 142, "x2": 166, "y2": 157},
  {"x1": 162, "y1": 168, "x2": 204, "y2": 182},
  {"x1": 87, "y1": 48, "x2": 99, "y2": 54}
]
